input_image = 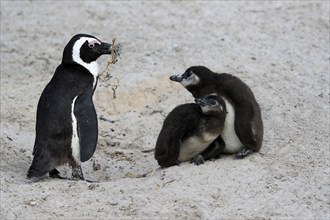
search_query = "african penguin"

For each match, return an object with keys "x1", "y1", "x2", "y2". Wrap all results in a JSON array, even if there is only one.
[
  {"x1": 155, "y1": 95, "x2": 227, "y2": 168},
  {"x1": 27, "y1": 34, "x2": 112, "y2": 182},
  {"x1": 170, "y1": 66, "x2": 263, "y2": 158}
]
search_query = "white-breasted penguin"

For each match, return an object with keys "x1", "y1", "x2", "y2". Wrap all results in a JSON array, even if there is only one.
[
  {"x1": 155, "y1": 95, "x2": 227, "y2": 168},
  {"x1": 170, "y1": 66, "x2": 263, "y2": 158},
  {"x1": 27, "y1": 34, "x2": 112, "y2": 181}
]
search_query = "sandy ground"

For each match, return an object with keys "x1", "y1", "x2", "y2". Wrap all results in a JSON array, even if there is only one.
[{"x1": 1, "y1": 1, "x2": 329, "y2": 219}]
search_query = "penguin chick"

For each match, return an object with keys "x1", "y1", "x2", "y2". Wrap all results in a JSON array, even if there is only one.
[
  {"x1": 27, "y1": 34, "x2": 112, "y2": 182},
  {"x1": 170, "y1": 66, "x2": 263, "y2": 158},
  {"x1": 155, "y1": 95, "x2": 227, "y2": 168}
]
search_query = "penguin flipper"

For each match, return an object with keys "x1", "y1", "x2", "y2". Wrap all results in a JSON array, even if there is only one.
[
  {"x1": 234, "y1": 101, "x2": 261, "y2": 152},
  {"x1": 74, "y1": 89, "x2": 98, "y2": 162},
  {"x1": 201, "y1": 136, "x2": 225, "y2": 160},
  {"x1": 155, "y1": 133, "x2": 182, "y2": 168}
]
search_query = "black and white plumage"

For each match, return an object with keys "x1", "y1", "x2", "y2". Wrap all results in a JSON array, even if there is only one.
[
  {"x1": 155, "y1": 95, "x2": 227, "y2": 168},
  {"x1": 27, "y1": 34, "x2": 112, "y2": 181},
  {"x1": 170, "y1": 66, "x2": 263, "y2": 158}
]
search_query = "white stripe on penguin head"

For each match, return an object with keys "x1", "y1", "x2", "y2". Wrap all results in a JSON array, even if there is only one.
[
  {"x1": 181, "y1": 73, "x2": 200, "y2": 87},
  {"x1": 72, "y1": 37, "x2": 100, "y2": 89}
]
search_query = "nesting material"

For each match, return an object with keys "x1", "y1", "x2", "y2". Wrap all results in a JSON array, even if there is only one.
[{"x1": 99, "y1": 37, "x2": 123, "y2": 98}]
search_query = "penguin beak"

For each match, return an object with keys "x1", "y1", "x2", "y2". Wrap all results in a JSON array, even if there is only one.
[
  {"x1": 99, "y1": 42, "x2": 112, "y2": 55},
  {"x1": 195, "y1": 98, "x2": 208, "y2": 107},
  {"x1": 195, "y1": 98, "x2": 204, "y2": 106},
  {"x1": 169, "y1": 75, "x2": 183, "y2": 82}
]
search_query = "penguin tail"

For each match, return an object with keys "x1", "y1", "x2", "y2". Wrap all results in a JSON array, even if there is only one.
[
  {"x1": 27, "y1": 164, "x2": 47, "y2": 181},
  {"x1": 26, "y1": 151, "x2": 52, "y2": 181}
]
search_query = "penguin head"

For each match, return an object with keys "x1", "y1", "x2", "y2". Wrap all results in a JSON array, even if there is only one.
[
  {"x1": 170, "y1": 66, "x2": 214, "y2": 88},
  {"x1": 62, "y1": 33, "x2": 112, "y2": 64},
  {"x1": 195, "y1": 95, "x2": 226, "y2": 115}
]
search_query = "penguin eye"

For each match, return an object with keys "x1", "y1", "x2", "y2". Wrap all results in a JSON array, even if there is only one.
[
  {"x1": 210, "y1": 100, "x2": 217, "y2": 105},
  {"x1": 186, "y1": 71, "x2": 192, "y2": 77},
  {"x1": 88, "y1": 43, "x2": 95, "y2": 49}
]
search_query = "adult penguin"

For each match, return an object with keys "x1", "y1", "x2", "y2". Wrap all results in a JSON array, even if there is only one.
[
  {"x1": 27, "y1": 34, "x2": 112, "y2": 181},
  {"x1": 170, "y1": 66, "x2": 263, "y2": 158}
]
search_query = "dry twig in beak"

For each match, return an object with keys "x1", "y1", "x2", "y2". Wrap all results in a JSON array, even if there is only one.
[{"x1": 99, "y1": 37, "x2": 122, "y2": 98}]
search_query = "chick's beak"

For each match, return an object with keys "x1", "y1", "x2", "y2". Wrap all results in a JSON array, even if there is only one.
[
  {"x1": 169, "y1": 75, "x2": 183, "y2": 82},
  {"x1": 195, "y1": 98, "x2": 208, "y2": 107}
]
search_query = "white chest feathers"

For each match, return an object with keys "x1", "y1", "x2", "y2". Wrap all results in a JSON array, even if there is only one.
[
  {"x1": 221, "y1": 97, "x2": 244, "y2": 153},
  {"x1": 72, "y1": 37, "x2": 99, "y2": 89},
  {"x1": 71, "y1": 96, "x2": 80, "y2": 164},
  {"x1": 178, "y1": 132, "x2": 219, "y2": 161}
]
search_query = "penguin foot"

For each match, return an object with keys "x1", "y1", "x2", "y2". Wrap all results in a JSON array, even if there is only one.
[
  {"x1": 71, "y1": 166, "x2": 97, "y2": 182},
  {"x1": 191, "y1": 155, "x2": 205, "y2": 166},
  {"x1": 235, "y1": 148, "x2": 252, "y2": 158},
  {"x1": 49, "y1": 169, "x2": 67, "y2": 180},
  {"x1": 71, "y1": 166, "x2": 85, "y2": 181}
]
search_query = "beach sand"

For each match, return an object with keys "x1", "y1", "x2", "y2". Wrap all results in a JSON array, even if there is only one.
[{"x1": 1, "y1": 1, "x2": 329, "y2": 219}]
